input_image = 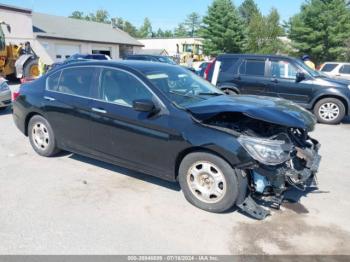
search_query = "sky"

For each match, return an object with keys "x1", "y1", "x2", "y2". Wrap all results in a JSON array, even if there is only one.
[{"x1": 1, "y1": 0, "x2": 305, "y2": 30}]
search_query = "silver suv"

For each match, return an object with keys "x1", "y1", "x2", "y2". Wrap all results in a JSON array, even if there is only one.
[
  {"x1": 319, "y1": 62, "x2": 350, "y2": 81},
  {"x1": 0, "y1": 77, "x2": 11, "y2": 111}
]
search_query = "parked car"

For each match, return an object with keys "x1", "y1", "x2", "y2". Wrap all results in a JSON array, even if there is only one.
[
  {"x1": 49, "y1": 53, "x2": 111, "y2": 71},
  {"x1": 319, "y1": 62, "x2": 350, "y2": 81},
  {"x1": 0, "y1": 77, "x2": 11, "y2": 110},
  {"x1": 125, "y1": 54, "x2": 177, "y2": 65},
  {"x1": 206, "y1": 54, "x2": 350, "y2": 125},
  {"x1": 12, "y1": 61, "x2": 321, "y2": 220}
]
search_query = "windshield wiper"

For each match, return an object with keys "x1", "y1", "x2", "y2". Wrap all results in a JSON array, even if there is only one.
[
  {"x1": 169, "y1": 90, "x2": 205, "y2": 100},
  {"x1": 197, "y1": 92, "x2": 223, "y2": 96}
]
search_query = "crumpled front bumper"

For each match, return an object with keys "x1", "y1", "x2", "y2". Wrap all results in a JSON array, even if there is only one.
[{"x1": 238, "y1": 138, "x2": 321, "y2": 220}]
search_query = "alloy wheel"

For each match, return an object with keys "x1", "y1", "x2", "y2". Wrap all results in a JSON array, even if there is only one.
[{"x1": 319, "y1": 102, "x2": 340, "y2": 121}]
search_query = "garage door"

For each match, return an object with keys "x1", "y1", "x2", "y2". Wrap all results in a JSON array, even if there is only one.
[{"x1": 55, "y1": 44, "x2": 80, "y2": 62}]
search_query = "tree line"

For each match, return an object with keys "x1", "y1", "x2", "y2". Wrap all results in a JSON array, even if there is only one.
[
  {"x1": 69, "y1": 10, "x2": 201, "y2": 38},
  {"x1": 70, "y1": 0, "x2": 350, "y2": 63}
]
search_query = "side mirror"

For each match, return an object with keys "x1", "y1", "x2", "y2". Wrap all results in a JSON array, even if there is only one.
[
  {"x1": 132, "y1": 99, "x2": 155, "y2": 112},
  {"x1": 296, "y1": 72, "x2": 306, "y2": 82}
]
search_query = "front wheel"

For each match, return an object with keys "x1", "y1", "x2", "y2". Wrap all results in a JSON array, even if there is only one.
[
  {"x1": 28, "y1": 115, "x2": 60, "y2": 157},
  {"x1": 314, "y1": 98, "x2": 345, "y2": 125},
  {"x1": 178, "y1": 152, "x2": 239, "y2": 213}
]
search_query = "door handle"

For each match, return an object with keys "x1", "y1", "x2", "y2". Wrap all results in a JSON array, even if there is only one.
[
  {"x1": 271, "y1": 78, "x2": 278, "y2": 83},
  {"x1": 44, "y1": 96, "x2": 56, "y2": 101},
  {"x1": 92, "y1": 107, "x2": 107, "y2": 114}
]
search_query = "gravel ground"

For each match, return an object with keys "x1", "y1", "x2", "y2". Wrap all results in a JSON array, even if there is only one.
[{"x1": 1, "y1": 85, "x2": 350, "y2": 254}]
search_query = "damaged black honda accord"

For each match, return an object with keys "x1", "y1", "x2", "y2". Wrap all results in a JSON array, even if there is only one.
[{"x1": 12, "y1": 61, "x2": 321, "y2": 219}]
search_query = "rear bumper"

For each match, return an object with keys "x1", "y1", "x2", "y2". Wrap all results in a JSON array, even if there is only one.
[
  {"x1": 12, "y1": 102, "x2": 26, "y2": 135},
  {"x1": 0, "y1": 90, "x2": 11, "y2": 108}
]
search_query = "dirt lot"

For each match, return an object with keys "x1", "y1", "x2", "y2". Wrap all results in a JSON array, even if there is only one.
[{"x1": 1, "y1": 88, "x2": 350, "y2": 254}]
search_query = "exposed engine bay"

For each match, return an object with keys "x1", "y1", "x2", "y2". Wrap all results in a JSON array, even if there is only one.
[{"x1": 202, "y1": 112, "x2": 321, "y2": 220}]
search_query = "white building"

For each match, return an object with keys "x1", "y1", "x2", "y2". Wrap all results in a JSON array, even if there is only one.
[
  {"x1": 0, "y1": 3, "x2": 143, "y2": 65},
  {"x1": 138, "y1": 37, "x2": 204, "y2": 57}
]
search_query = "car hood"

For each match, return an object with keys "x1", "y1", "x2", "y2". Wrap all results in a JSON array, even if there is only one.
[
  {"x1": 316, "y1": 75, "x2": 350, "y2": 86},
  {"x1": 186, "y1": 95, "x2": 317, "y2": 131}
]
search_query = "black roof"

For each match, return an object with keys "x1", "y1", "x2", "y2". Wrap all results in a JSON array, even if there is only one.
[
  {"x1": 49, "y1": 60, "x2": 178, "y2": 74},
  {"x1": 126, "y1": 54, "x2": 168, "y2": 58},
  {"x1": 217, "y1": 53, "x2": 296, "y2": 60}
]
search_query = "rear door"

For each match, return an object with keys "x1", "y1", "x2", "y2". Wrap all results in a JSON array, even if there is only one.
[
  {"x1": 268, "y1": 59, "x2": 313, "y2": 105},
  {"x1": 236, "y1": 58, "x2": 270, "y2": 95},
  {"x1": 43, "y1": 66, "x2": 98, "y2": 153}
]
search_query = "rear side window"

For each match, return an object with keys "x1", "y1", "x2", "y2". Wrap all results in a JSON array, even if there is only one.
[
  {"x1": 321, "y1": 64, "x2": 338, "y2": 72},
  {"x1": 220, "y1": 58, "x2": 239, "y2": 72},
  {"x1": 240, "y1": 59, "x2": 266, "y2": 77},
  {"x1": 46, "y1": 71, "x2": 61, "y2": 91},
  {"x1": 57, "y1": 67, "x2": 95, "y2": 97},
  {"x1": 339, "y1": 65, "x2": 350, "y2": 74}
]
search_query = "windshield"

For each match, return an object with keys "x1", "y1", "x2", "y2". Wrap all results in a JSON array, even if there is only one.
[
  {"x1": 158, "y1": 57, "x2": 177, "y2": 65},
  {"x1": 142, "y1": 66, "x2": 224, "y2": 107},
  {"x1": 294, "y1": 59, "x2": 322, "y2": 77}
]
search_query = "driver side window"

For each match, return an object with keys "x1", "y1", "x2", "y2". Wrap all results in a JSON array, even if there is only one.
[
  {"x1": 99, "y1": 68, "x2": 153, "y2": 107},
  {"x1": 271, "y1": 60, "x2": 298, "y2": 79}
]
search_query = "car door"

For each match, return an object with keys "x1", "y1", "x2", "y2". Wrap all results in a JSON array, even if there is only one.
[
  {"x1": 268, "y1": 59, "x2": 313, "y2": 105},
  {"x1": 236, "y1": 58, "x2": 270, "y2": 96},
  {"x1": 43, "y1": 66, "x2": 98, "y2": 153},
  {"x1": 338, "y1": 64, "x2": 350, "y2": 80},
  {"x1": 88, "y1": 67, "x2": 176, "y2": 178}
]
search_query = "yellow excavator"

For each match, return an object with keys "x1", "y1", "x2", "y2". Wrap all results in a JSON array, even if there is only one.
[{"x1": 0, "y1": 21, "x2": 39, "y2": 80}]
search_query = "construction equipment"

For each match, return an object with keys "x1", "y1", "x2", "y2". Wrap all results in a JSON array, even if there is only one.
[{"x1": 0, "y1": 21, "x2": 39, "y2": 80}]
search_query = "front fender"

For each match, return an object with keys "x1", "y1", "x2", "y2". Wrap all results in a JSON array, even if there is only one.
[{"x1": 309, "y1": 89, "x2": 350, "y2": 111}]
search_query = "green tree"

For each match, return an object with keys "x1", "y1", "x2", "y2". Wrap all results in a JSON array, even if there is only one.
[
  {"x1": 239, "y1": 0, "x2": 260, "y2": 25},
  {"x1": 70, "y1": 9, "x2": 110, "y2": 24},
  {"x1": 156, "y1": 28, "x2": 164, "y2": 37},
  {"x1": 174, "y1": 23, "x2": 188, "y2": 37},
  {"x1": 163, "y1": 30, "x2": 174, "y2": 37},
  {"x1": 201, "y1": 0, "x2": 245, "y2": 55},
  {"x1": 69, "y1": 11, "x2": 85, "y2": 20},
  {"x1": 184, "y1": 12, "x2": 202, "y2": 37},
  {"x1": 245, "y1": 8, "x2": 285, "y2": 54},
  {"x1": 138, "y1": 18, "x2": 153, "y2": 38},
  {"x1": 112, "y1": 17, "x2": 139, "y2": 37},
  {"x1": 87, "y1": 9, "x2": 110, "y2": 23},
  {"x1": 289, "y1": 0, "x2": 350, "y2": 63}
]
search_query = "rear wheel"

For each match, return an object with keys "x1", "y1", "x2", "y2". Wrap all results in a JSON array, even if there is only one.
[
  {"x1": 178, "y1": 152, "x2": 239, "y2": 213},
  {"x1": 28, "y1": 115, "x2": 60, "y2": 157},
  {"x1": 314, "y1": 98, "x2": 345, "y2": 125},
  {"x1": 23, "y1": 59, "x2": 39, "y2": 78}
]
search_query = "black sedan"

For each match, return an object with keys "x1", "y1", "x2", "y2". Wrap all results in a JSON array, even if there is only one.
[{"x1": 12, "y1": 61, "x2": 321, "y2": 219}]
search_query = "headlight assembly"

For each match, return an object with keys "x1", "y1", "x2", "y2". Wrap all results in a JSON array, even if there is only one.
[{"x1": 238, "y1": 135, "x2": 292, "y2": 166}]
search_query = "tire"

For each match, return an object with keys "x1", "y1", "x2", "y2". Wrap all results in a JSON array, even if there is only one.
[
  {"x1": 178, "y1": 152, "x2": 239, "y2": 213},
  {"x1": 314, "y1": 98, "x2": 346, "y2": 125},
  {"x1": 23, "y1": 59, "x2": 39, "y2": 78},
  {"x1": 28, "y1": 115, "x2": 60, "y2": 157},
  {"x1": 222, "y1": 88, "x2": 238, "y2": 96}
]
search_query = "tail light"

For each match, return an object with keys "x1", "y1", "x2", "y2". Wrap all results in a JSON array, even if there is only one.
[
  {"x1": 204, "y1": 59, "x2": 216, "y2": 81},
  {"x1": 12, "y1": 90, "x2": 20, "y2": 101}
]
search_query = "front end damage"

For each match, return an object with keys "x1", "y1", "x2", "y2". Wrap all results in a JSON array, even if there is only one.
[{"x1": 201, "y1": 112, "x2": 321, "y2": 220}]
